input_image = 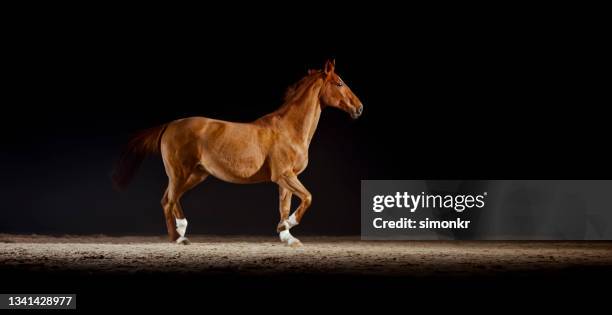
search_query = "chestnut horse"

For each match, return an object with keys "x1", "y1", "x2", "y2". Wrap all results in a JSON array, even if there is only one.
[{"x1": 113, "y1": 60, "x2": 363, "y2": 246}]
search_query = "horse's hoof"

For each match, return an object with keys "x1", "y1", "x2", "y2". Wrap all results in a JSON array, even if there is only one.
[
  {"x1": 288, "y1": 239, "x2": 303, "y2": 248},
  {"x1": 176, "y1": 236, "x2": 191, "y2": 245}
]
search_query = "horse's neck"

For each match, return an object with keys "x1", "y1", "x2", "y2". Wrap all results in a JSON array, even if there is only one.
[{"x1": 278, "y1": 81, "x2": 323, "y2": 148}]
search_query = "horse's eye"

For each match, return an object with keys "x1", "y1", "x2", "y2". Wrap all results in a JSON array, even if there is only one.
[{"x1": 336, "y1": 82, "x2": 343, "y2": 87}]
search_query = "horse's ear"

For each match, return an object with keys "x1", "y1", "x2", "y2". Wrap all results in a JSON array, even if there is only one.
[{"x1": 323, "y1": 59, "x2": 335, "y2": 79}]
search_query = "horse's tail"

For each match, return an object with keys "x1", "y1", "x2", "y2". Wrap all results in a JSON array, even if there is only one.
[{"x1": 112, "y1": 123, "x2": 168, "y2": 190}]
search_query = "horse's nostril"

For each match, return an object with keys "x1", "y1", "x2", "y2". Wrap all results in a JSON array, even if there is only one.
[{"x1": 357, "y1": 107, "x2": 363, "y2": 114}]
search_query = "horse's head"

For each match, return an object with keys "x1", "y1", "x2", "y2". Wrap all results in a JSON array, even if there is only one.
[{"x1": 318, "y1": 59, "x2": 364, "y2": 119}]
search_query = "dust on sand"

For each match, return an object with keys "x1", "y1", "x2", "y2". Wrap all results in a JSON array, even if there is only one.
[{"x1": 1, "y1": 234, "x2": 611, "y2": 276}]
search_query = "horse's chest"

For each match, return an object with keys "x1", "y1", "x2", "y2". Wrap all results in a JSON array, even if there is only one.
[
  {"x1": 274, "y1": 137, "x2": 310, "y2": 174},
  {"x1": 293, "y1": 154, "x2": 309, "y2": 174}
]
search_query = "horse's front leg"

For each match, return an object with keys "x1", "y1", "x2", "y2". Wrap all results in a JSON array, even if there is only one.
[
  {"x1": 277, "y1": 186, "x2": 292, "y2": 232},
  {"x1": 275, "y1": 172, "x2": 312, "y2": 247}
]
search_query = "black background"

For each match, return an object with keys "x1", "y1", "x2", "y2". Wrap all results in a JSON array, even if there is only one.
[
  {"x1": 1, "y1": 8, "x2": 608, "y2": 237},
  {"x1": 1, "y1": 5, "x2": 610, "y2": 312}
]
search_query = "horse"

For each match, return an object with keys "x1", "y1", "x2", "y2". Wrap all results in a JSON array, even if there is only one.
[{"x1": 112, "y1": 59, "x2": 364, "y2": 247}]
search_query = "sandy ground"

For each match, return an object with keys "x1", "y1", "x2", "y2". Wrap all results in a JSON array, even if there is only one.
[{"x1": 1, "y1": 234, "x2": 611, "y2": 276}]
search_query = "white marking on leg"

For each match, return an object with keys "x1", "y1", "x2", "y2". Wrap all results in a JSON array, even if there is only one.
[
  {"x1": 286, "y1": 213, "x2": 298, "y2": 228},
  {"x1": 176, "y1": 218, "x2": 188, "y2": 237},
  {"x1": 279, "y1": 229, "x2": 292, "y2": 242},
  {"x1": 279, "y1": 229, "x2": 300, "y2": 246}
]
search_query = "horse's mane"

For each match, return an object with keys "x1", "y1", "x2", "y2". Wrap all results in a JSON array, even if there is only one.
[
  {"x1": 256, "y1": 70, "x2": 323, "y2": 123},
  {"x1": 282, "y1": 70, "x2": 322, "y2": 103}
]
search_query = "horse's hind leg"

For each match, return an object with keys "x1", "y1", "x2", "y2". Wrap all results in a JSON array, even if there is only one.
[
  {"x1": 162, "y1": 189, "x2": 179, "y2": 242},
  {"x1": 162, "y1": 170, "x2": 208, "y2": 244}
]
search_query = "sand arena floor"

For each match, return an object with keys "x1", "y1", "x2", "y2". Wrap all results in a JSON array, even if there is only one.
[{"x1": 1, "y1": 234, "x2": 611, "y2": 276}]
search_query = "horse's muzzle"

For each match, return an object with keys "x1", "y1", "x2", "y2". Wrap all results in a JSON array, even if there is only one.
[{"x1": 351, "y1": 106, "x2": 363, "y2": 119}]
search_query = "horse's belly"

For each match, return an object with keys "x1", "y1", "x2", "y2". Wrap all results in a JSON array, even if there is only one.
[
  {"x1": 200, "y1": 142, "x2": 270, "y2": 183},
  {"x1": 210, "y1": 164, "x2": 271, "y2": 184},
  {"x1": 201, "y1": 152, "x2": 268, "y2": 183},
  {"x1": 195, "y1": 120, "x2": 274, "y2": 183}
]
